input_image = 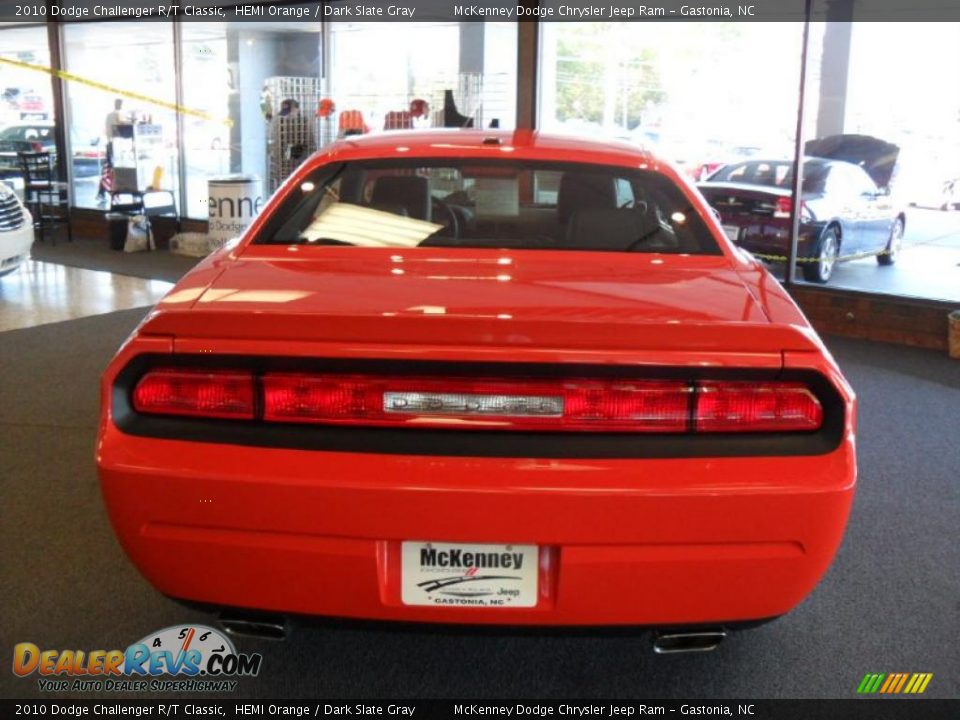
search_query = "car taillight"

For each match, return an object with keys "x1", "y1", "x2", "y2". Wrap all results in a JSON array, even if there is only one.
[
  {"x1": 773, "y1": 197, "x2": 811, "y2": 221},
  {"x1": 773, "y1": 197, "x2": 792, "y2": 218},
  {"x1": 695, "y1": 381, "x2": 822, "y2": 432},
  {"x1": 261, "y1": 375, "x2": 691, "y2": 432},
  {"x1": 130, "y1": 369, "x2": 824, "y2": 434},
  {"x1": 132, "y1": 369, "x2": 255, "y2": 420},
  {"x1": 31, "y1": 141, "x2": 44, "y2": 152},
  {"x1": 260, "y1": 374, "x2": 821, "y2": 433}
]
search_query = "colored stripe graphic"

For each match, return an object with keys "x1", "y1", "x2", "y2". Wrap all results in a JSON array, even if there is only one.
[
  {"x1": 857, "y1": 673, "x2": 885, "y2": 694},
  {"x1": 858, "y1": 672, "x2": 932, "y2": 694},
  {"x1": 893, "y1": 673, "x2": 910, "y2": 693}
]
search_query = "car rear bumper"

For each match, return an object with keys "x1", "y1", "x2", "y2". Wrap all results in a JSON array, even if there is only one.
[
  {"x1": 98, "y1": 425, "x2": 856, "y2": 627},
  {"x1": 721, "y1": 219, "x2": 821, "y2": 259}
]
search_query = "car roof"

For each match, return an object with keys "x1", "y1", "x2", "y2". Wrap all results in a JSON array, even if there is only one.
[{"x1": 320, "y1": 129, "x2": 663, "y2": 168}]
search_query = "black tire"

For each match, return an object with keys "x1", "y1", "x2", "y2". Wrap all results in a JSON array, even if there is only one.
[
  {"x1": 802, "y1": 227, "x2": 839, "y2": 283},
  {"x1": 877, "y1": 217, "x2": 904, "y2": 266}
]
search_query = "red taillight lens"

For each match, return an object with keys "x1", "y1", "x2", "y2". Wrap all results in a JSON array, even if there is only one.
[
  {"x1": 773, "y1": 197, "x2": 793, "y2": 218},
  {"x1": 132, "y1": 369, "x2": 255, "y2": 420},
  {"x1": 130, "y1": 369, "x2": 824, "y2": 434},
  {"x1": 695, "y1": 381, "x2": 822, "y2": 432},
  {"x1": 773, "y1": 197, "x2": 811, "y2": 221},
  {"x1": 31, "y1": 141, "x2": 44, "y2": 152},
  {"x1": 262, "y1": 374, "x2": 692, "y2": 432}
]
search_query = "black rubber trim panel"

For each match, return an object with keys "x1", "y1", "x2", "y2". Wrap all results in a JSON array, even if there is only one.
[{"x1": 112, "y1": 355, "x2": 846, "y2": 459}]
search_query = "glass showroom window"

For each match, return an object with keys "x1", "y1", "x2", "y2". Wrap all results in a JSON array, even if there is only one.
[
  {"x1": 794, "y1": 16, "x2": 960, "y2": 301},
  {"x1": 62, "y1": 22, "x2": 180, "y2": 211},
  {"x1": 0, "y1": 25, "x2": 55, "y2": 197},
  {"x1": 328, "y1": 22, "x2": 517, "y2": 135},
  {"x1": 539, "y1": 22, "x2": 806, "y2": 172},
  {"x1": 180, "y1": 20, "x2": 321, "y2": 218}
]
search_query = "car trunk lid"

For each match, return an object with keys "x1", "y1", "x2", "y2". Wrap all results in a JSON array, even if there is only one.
[
  {"x1": 804, "y1": 133, "x2": 900, "y2": 190},
  {"x1": 698, "y1": 182, "x2": 792, "y2": 221},
  {"x1": 140, "y1": 247, "x2": 818, "y2": 358}
]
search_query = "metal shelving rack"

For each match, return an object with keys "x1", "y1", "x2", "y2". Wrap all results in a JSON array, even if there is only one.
[{"x1": 265, "y1": 76, "x2": 322, "y2": 193}]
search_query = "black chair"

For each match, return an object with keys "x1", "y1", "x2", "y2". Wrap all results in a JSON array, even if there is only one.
[
  {"x1": 142, "y1": 189, "x2": 177, "y2": 219},
  {"x1": 18, "y1": 151, "x2": 72, "y2": 244},
  {"x1": 111, "y1": 189, "x2": 177, "y2": 217}
]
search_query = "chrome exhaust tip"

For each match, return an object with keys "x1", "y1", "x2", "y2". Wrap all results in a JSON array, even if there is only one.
[
  {"x1": 653, "y1": 629, "x2": 726, "y2": 654},
  {"x1": 219, "y1": 613, "x2": 288, "y2": 641}
]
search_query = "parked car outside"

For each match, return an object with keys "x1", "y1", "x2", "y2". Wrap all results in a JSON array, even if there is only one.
[
  {"x1": 699, "y1": 155, "x2": 905, "y2": 283},
  {"x1": 0, "y1": 122, "x2": 55, "y2": 177},
  {"x1": 0, "y1": 121, "x2": 104, "y2": 179}
]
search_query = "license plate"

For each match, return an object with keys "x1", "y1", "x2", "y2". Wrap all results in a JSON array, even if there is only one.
[
  {"x1": 401, "y1": 541, "x2": 538, "y2": 608},
  {"x1": 723, "y1": 224, "x2": 741, "y2": 242}
]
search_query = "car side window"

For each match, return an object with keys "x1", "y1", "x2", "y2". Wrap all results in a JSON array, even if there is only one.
[
  {"x1": 711, "y1": 163, "x2": 747, "y2": 183},
  {"x1": 614, "y1": 178, "x2": 635, "y2": 208},
  {"x1": 825, "y1": 166, "x2": 854, "y2": 197},
  {"x1": 824, "y1": 164, "x2": 875, "y2": 198}
]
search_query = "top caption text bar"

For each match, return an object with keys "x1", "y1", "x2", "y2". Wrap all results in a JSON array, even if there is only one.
[{"x1": 5, "y1": 0, "x2": 960, "y2": 23}]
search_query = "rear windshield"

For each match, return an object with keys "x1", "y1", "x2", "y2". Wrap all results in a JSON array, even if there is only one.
[
  {"x1": 255, "y1": 159, "x2": 721, "y2": 255},
  {"x1": 708, "y1": 159, "x2": 829, "y2": 193}
]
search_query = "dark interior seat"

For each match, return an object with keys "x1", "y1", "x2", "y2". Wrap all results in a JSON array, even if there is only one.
[
  {"x1": 367, "y1": 203, "x2": 409, "y2": 217},
  {"x1": 369, "y1": 176, "x2": 431, "y2": 221},
  {"x1": 556, "y1": 172, "x2": 617, "y2": 225},
  {"x1": 565, "y1": 208, "x2": 666, "y2": 251}
]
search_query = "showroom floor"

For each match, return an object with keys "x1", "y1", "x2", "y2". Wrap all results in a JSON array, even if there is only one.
[
  {"x1": 0, "y1": 260, "x2": 172, "y2": 332},
  {"x1": 0, "y1": 250, "x2": 957, "y2": 700}
]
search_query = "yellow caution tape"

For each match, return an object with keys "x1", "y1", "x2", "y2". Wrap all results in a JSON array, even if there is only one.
[
  {"x1": 0, "y1": 56, "x2": 233, "y2": 127},
  {"x1": 748, "y1": 248, "x2": 897, "y2": 263}
]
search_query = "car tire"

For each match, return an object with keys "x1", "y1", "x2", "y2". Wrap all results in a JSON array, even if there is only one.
[
  {"x1": 802, "y1": 227, "x2": 839, "y2": 283},
  {"x1": 877, "y1": 217, "x2": 904, "y2": 266}
]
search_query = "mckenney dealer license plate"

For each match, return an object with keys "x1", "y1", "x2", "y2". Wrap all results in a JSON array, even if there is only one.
[{"x1": 401, "y1": 541, "x2": 538, "y2": 608}]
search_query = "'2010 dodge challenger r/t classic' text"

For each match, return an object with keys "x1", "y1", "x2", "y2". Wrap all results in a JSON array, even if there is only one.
[{"x1": 97, "y1": 130, "x2": 856, "y2": 652}]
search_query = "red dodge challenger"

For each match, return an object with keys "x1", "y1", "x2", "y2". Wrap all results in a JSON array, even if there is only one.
[{"x1": 97, "y1": 130, "x2": 856, "y2": 652}]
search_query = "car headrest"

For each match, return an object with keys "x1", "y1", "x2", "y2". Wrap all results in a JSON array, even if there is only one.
[
  {"x1": 557, "y1": 173, "x2": 617, "y2": 225},
  {"x1": 370, "y1": 176, "x2": 431, "y2": 221},
  {"x1": 368, "y1": 203, "x2": 409, "y2": 217},
  {"x1": 564, "y1": 208, "x2": 663, "y2": 251}
]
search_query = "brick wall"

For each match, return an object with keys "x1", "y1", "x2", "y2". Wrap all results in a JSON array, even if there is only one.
[{"x1": 790, "y1": 286, "x2": 959, "y2": 353}]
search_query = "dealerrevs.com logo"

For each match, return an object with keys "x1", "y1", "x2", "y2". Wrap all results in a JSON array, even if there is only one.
[{"x1": 13, "y1": 625, "x2": 262, "y2": 693}]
